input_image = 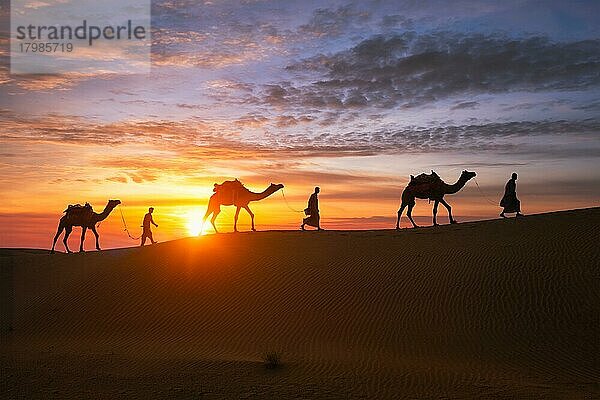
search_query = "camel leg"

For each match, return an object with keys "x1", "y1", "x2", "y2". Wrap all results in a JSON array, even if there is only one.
[
  {"x1": 407, "y1": 202, "x2": 419, "y2": 228},
  {"x1": 244, "y1": 206, "x2": 255, "y2": 231},
  {"x1": 63, "y1": 226, "x2": 73, "y2": 253},
  {"x1": 440, "y1": 198, "x2": 456, "y2": 224},
  {"x1": 200, "y1": 212, "x2": 210, "y2": 235},
  {"x1": 201, "y1": 210, "x2": 212, "y2": 236},
  {"x1": 396, "y1": 203, "x2": 407, "y2": 230},
  {"x1": 210, "y1": 210, "x2": 220, "y2": 234},
  {"x1": 79, "y1": 227, "x2": 87, "y2": 252},
  {"x1": 51, "y1": 223, "x2": 65, "y2": 253},
  {"x1": 433, "y1": 200, "x2": 439, "y2": 226},
  {"x1": 234, "y1": 207, "x2": 241, "y2": 232},
  {"x1": 91, "y1": 226, "x2": 101, "y2": 250}
]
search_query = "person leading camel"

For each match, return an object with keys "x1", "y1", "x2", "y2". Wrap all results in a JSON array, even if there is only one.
[
  {"x1": 500, "y1": 173, "x2": 523, "y2": 218},
  {"x1": 141, "y1": 207, "x2": 158, "y2": 246},
  {"x1": 301, "y1": 187, "x2": 322, "y2": 231}
]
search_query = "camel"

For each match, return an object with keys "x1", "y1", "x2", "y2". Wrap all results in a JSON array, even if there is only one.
[
  {"x1": 202, "y1": 180, "x2": 284, "y2": 233},
  {"x1": 396, "y1": 170, "x2": 476, "y2": 229},
  {"x1": 51, "y1": 199, "x2": 121, "y2": 253}
]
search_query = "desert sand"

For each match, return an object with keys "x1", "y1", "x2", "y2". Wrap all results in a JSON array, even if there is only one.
[{"x1": 1, "y1": 208, "x2": 599, "y2": 399}]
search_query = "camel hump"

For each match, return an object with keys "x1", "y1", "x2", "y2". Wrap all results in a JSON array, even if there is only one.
[
  {"x1": 63, "y1": 202, "x2": 93, "y2": 214},
  {"x1": 213, "y1": 179, "x2": 246, "y2": 203},
  {"x1": 409, "y1": 171, "x2": 442, "y2": 186},
  {"x1": 214, "y1": 179, "x2": 245, "y2": 194}
]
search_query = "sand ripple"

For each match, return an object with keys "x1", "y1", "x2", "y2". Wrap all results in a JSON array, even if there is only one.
[{"x1": 2, "y1": 208, "x2": 599, "y2": 398}]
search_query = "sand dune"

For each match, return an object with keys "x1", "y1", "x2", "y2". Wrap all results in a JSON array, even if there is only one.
[{"x1": 2, "y1": 208, "x2": 599, "y2": 399}]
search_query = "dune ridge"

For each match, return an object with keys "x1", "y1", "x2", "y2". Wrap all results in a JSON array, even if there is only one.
[{"x1": 2, "y1": 208, "x2": 599, "y2": 399}]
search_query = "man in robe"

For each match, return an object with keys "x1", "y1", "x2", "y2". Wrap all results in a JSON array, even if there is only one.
[
  {"x1": 141, "y1": 207, "x2": 158, "y2": 245},
  {"x1": 500, "y1": 173, "x2": 523, "y2": 218},
  {"x1": 301, "y1": 187, "x2": 322, "y2": 230}
]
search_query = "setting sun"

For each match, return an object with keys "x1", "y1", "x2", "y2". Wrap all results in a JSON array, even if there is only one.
[{"x1": 185, "y1": 210, "x2": 206, "y2": 236}]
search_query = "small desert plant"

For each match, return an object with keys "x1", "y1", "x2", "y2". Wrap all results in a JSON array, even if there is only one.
[{"x1": 263, "y1": 351, "x2": 281, "y2": 369}]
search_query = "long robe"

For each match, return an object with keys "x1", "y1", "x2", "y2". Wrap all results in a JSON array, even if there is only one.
[
  {"x1": 500, "y1": 179, "x2": 520, "y2": 213},
  {"x1": 303, "y1": 193, "x2": 320, "y2": 227},
  {"x1": 141, "y1": 212, "x2": 156, "y2": 245}
]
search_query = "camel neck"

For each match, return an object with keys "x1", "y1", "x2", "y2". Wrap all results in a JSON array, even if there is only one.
[
  {"x1": 445, "y1": 176, "x2": 469, "y2": 195},
  {"x1": 95, "y1": 204, "x2": 115, "y2": 221},
  {"x1": 249, "y1": 186, "x2": 279, "y2": 202}
]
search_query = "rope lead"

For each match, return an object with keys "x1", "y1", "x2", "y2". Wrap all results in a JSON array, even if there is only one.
[
  {"x1": 473, "y1": 178, "x2": 499, "y2": 206},
  {"x1": 281, "y1": 189, "x2": 305, "y2": 213},
  {"x1": 119, "y1": 206, "x2": 142, "y2": 240}
]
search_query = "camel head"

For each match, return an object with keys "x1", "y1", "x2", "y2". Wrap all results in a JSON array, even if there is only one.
[
  {"x1": 461, "y1": 170, "x2": 477, "y2": 181},
  {"x1": 270, "y1": 183, "x2": 284, "y2": 192},
  {"x1": 107, "y1": 199, "x2": 122, "y2": 209}
]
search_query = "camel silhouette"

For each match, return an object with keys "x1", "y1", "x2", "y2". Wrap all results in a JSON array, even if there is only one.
[
  {"x1": 202, "y1": 180, "x2": 284, "y2": 233},
  {"x1": 51, "y1": 199, "x2": 121, "y2": 253},
  {"x1": 396, "y1": 170, "x2": 476, "y2": 229}
]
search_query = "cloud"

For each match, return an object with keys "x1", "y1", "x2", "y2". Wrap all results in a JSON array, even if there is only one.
[
  {"x1": 573, "y1": 99, "x2": 600, "y2": 112},
  {"x1": 241, "y1": 169, "x2": 398, "y2": 188},
  {"x1": 127, "y1": 171, "x2": 158, "y2": 183},
  {"x1": 152, "y1": 48, "x2": 265, "y2": 68},
  {"x1": 258, "y1": 32, "x2": 600, "y2": 111},
  {"x1": 451, "y1": 101, "x2": 479, "y2": 110},
  {"x1": 13, "y1": 74, "x2": 85, "y2": 91},
  {"x1": 275, "y1": 115, "x2": 315, "y2": 127},
  {"x1": 2, "y1": 70, "x2": 125, "y2": 92},
  {"x1": 150, "y1": 8, "x2": 289, "y2": 69},
  {"x1": 106, "y1": 176, "x2": 128, "y2": 183},
  {"x1": 1, "y1": 109, "x2": 598, "y2": 164},
  {"x1": 299, "y1": 5, "x2": 371, "y2": 38},
  {"x1": 235, "y1": 114, "x2": 269, "y2": 128},
  {"x1": 379, "y1": 14, "x2": 415, "y2": 30},
  {"x1": 0, "y1": 110, "x2": 235, "y2": 148},
  {"x1": 431, "y1": 161, "x2": 529, "y2": 169}
]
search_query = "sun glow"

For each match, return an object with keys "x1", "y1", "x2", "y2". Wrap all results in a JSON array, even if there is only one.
[{"x1": 185, "y1": 210, "x2": 206, "y2": 236}]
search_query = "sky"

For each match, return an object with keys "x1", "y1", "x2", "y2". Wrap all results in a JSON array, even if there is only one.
[{"x1": 0, "y1": 0, "x2": 599, "y2": 249}]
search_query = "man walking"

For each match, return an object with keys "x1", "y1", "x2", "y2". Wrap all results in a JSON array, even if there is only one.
[
  {"x1": 500, "y1": 173, "x2": 524, "y2": 218},
  {"x1": 301, "y1": 187, "x2": 322, "y2": 231},
  {"x1": 141, "y1": 207, "x2": 158, "y2": 246}
]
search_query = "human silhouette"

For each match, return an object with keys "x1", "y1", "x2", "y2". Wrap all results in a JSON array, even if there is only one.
[
  {"x1": 301, "y1": 187, "x2": 322, "y2": 231},
  {"x1": 141, "y1": 207, "x2": 158, "y2": 246},
  {"x1": 500, "y1": 173, "x2": 523, "y2": 218}
]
